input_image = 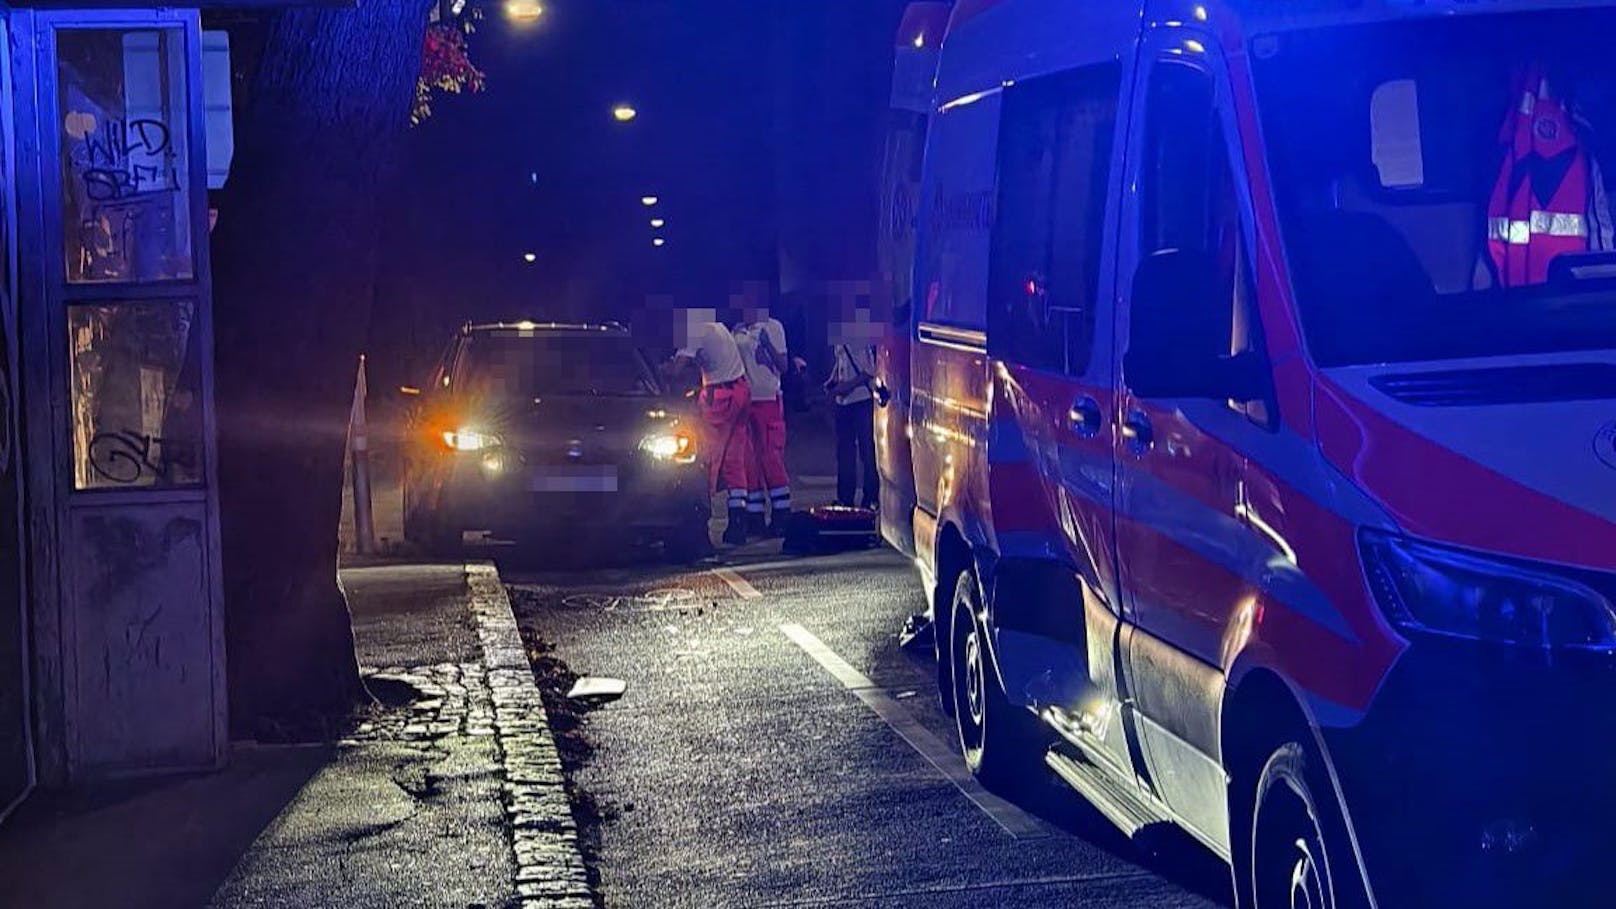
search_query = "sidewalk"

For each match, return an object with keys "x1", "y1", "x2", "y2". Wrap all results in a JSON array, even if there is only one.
[{"x1": 0, "y1": 562, "x2": 591, "y2": 909}]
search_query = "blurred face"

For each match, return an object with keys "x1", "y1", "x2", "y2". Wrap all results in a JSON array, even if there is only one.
[
  {"x1": 676, "y1": 307, "x2": 717, "y2": 348},
  {"x1": 829, "y1": 299, "x2": 881, "y2": 347},
  {"x1": 824, "y1": 280, "x2": 887, "y2": 347}
]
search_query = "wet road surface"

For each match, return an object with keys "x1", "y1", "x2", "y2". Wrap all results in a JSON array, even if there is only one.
[{"x1": 505, "y1": 547, "x2": 1233, "y2": 909}]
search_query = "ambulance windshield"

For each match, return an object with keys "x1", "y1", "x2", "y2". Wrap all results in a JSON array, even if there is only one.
[{"x1": 1254, "y1": 8, "x2": 1616, "y2": 367}]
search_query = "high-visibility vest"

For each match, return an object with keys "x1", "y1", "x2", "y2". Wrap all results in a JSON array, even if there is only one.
[{"x1": 1487, "y1": 64, "x2": 1593, "y2": 287}]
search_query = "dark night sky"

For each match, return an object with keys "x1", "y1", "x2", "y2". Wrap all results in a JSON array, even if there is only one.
[{"x1": 372, "y1": 0, "x2": 908, "y2": 382}]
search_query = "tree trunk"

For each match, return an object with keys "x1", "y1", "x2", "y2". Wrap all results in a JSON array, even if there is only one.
[{"x1": 210, "y1": 0, "x2": 431, "y2": 735}]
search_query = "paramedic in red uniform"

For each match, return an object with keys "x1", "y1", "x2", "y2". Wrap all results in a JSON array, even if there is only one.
[
  {"x1": 669, "y1": 309, "x2": 753, "y2": 545},
  {"x1": 734, "y1": 306, "x2": 791, "y2": 535}
]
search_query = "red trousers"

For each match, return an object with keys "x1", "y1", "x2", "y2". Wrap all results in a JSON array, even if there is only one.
[
  {"x1": 745, "y1": 398, "x2": 790, "y2": 515},
  {"x1": 700, "y1": 379, "x2": 752, "y2": 511}
]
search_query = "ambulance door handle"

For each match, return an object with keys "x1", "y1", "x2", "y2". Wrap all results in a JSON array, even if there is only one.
[
  {"x1": 1067, "y1": 395, "x2": 1102, "y2": 438},
  {"x1": 1121, "y1": 410, "x2": 1153, "y2": 455}
]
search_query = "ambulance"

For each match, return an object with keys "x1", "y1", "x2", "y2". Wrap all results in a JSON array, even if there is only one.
[{"x1": 879, "y1": 1, "x2": 1616, "y2": 906}]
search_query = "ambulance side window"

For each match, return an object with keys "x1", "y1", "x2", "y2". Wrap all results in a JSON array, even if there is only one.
[
  {"x1": 1137, "y1": 60, "x2": 1272, "y2": 424},
  {"x1": 988, "y1": 63, "x2": 1120, "y2": 375},
  {"x1": 1142, "y1": 62, "x2": 1223, "y2": 257}
]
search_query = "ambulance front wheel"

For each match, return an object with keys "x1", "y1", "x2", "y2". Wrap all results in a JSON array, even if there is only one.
[{"x1": 1249, "y1": 742, "x2": 1357, "y2": 909}]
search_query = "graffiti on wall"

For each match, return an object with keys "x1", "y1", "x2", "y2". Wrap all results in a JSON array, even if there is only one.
[
  {"x1": 69, "y1": 115, "x2": 181, "y2": 202},
  {"x1": 57, "y1": 28, "x2": 195, "y2": 285},
  {"x1": 63, "y1": 110, "x2": 187, "y2": 284},
  {"x1": 69, "y1": 302, "x2": 202, "y2": 491}
]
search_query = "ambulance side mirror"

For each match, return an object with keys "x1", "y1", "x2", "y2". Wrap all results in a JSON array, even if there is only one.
[{"x1": 1124, "y1": 248, "x2": 1267, "y2": 403}]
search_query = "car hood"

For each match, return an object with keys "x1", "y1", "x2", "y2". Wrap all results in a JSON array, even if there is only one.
[
  {"x1": 475, "y1": 394, "x2": 693, "y2": 458},
  {"x1": 1317, "y1": 352, "x2": 1616, "y2": 571}
]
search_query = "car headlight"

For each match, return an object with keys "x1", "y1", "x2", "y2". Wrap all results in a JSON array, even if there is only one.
[
  {"x1": 639, "y1": 430, "x2": 695, "y2": 463},
  {"x1": 1360, "y1": 530, "x2": 1616, "y2": 649},
  {"x1": 441, "y1": 427, "x2": 501, "y2": 452}
]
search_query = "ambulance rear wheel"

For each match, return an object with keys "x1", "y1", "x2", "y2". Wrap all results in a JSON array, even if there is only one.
[{"x1": 949, "y1": 568, "x2": 1046, "y2": 793}]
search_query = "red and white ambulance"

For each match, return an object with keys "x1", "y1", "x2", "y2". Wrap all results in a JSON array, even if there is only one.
[{"x1": 881, "y1": 1, "x2": 1616, "y2": 906}]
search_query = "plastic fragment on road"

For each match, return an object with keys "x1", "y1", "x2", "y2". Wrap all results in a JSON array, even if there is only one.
[{"x1": 566, "y1": 676, "x2": 628, "y2": 704}]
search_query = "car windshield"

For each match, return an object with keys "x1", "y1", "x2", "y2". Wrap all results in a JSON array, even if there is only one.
[
  {"x1": 461, "y1": 332, "x2": 659, "y2": 397},
  {"x1": 1253, "y1": 8, "x2": 1616, "y2": 367}
]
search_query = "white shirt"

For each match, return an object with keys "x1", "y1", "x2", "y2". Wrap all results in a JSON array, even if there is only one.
[
  {"x1": 678, "y1": 321, "x2": 746, "y2": 386},
  {"x1": 831, "y1": 344, "x2": 876, "y2": 406},
  {"x1": 734, "y1": 319, "x2": 787, "y2": 401}
]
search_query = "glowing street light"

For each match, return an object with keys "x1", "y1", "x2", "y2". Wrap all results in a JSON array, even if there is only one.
[
  {"x1": 650, "y1": 218, "x2": 665, "y2": 228},
  {"x1": 612, "y1": 104, "x2": 638, "y2": 122},
  {"x1": 522, "y1": 252, "x2": 537, "y2": 263},
  {"x1": 640, "y1": 195, "x2": 659, "y2": 207},
  {"x1": 653, "y1": 238, "x2": 667, "y2": 247},
  {"x1": 505, "y1": 0, "x2": 543, "y2": 24}
]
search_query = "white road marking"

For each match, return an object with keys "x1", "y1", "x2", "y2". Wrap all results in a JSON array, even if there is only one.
[
  {"x1": 711, "y1": 567, "x2": 762, "y2": 599},
  {"x1": 780, "y1": 622, "x2": 1053, "y2": 840}
]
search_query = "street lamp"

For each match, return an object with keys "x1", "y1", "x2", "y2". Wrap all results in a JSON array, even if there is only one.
[
  {"x1": 505, "y1": 0, "x2": 543, "y2": 24},
  {"x1": 612, "y1": 104, "x2": 638, "y2": 123},
  {"x1": 523, "y1": 252, "x2": 537, "y2": 263},
  {"x1": 641, "y1": 195, "x2": 659, "y2": 207},
  {"x1": 653, "y1": 238, "x2": 667, "y2": 247},
  {"x1": 650, "y1": 218, "x2": 665, "y2": 228}
]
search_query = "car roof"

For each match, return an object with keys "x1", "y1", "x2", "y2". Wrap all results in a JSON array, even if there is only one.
[{"x1": 462, "y1": 320, "x2": 628, "y2": 337}]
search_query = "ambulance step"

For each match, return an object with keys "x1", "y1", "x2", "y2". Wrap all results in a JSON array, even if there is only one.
[{"x1": 1045, "y1": 747, "x2": 1171, "y2": 838}]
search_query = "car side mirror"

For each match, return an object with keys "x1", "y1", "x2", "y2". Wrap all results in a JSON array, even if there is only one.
[{"x1": 1123, "y1": 248, "x2": 1267, "y2": 403}]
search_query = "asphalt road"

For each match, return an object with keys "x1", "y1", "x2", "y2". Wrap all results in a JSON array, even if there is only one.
[{"x1": 505, "y1": 546, "x2": 1234, "y2": 909}]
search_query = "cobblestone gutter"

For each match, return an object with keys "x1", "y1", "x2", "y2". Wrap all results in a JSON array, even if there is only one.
[{"x1": 467, "y1": 563, "x2": 597, "y2": 909}]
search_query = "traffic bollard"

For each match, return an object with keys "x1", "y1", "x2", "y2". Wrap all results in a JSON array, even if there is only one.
[{"x1": 350, "y1": 354, "x2": 377, "y2": 556}]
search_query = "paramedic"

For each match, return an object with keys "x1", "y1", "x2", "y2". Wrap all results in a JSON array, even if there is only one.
[
  {"x1": 735, "y1": 308, "x2": 791, "y2": 535},
  {"x1": 667, "y1": 309, "x2": 753, "y2": 545}
]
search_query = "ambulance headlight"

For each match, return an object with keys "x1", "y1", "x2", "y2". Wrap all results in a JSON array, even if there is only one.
[
  {"x1": 639, "y1": 430, "x2": 696, "y2": 464},
  {"x1": 1360, "y1": 530, "x2": 1616, "y2": 649}
]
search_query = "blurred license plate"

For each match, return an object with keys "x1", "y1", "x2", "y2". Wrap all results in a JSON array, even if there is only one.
[{"x1": 530, "y1": 466, "x2": 618, "y2": 493}]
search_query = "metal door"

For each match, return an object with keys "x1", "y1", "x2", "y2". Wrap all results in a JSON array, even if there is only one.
[
  {"x1": 17, "y1": 9, "x2": 224, "y2": 779},
  {"x1": 1112, "y1": 29, "x2": 1272, "y2": 859},
  {"x1": 980, "y1": 60, "x2": 1134, "y2": 774},
  {"x1": 0, "y1": 11, "x2": 33, "y2": 814}
]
